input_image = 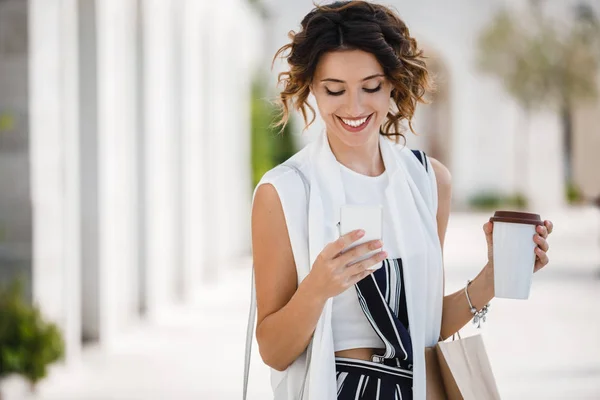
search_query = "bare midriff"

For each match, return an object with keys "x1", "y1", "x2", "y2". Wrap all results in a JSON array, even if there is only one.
[{"x1": 334, "y1": 348, "x2": 385, "y2": 361}]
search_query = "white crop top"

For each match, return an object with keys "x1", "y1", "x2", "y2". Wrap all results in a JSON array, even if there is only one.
[{"x1": 331, "y1": 162, "x2": 401, "y2": 352}]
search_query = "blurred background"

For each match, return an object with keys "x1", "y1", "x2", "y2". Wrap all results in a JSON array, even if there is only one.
[{"x1": 0, "y1": 0, "x2": 599, "y2": 399}]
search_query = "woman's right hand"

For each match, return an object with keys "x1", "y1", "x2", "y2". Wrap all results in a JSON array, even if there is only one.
[{"x1": 306, "y1": 229, "x2": 387, "y2": 300}]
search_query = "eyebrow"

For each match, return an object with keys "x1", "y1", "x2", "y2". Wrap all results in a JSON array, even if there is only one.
[{"x1": 320, "y1": 74, "x2": 384, "y2": 83}]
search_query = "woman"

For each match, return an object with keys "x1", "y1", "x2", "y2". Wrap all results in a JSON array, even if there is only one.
[{"x1": 251, "y1": 1, "x2": 553, "y2": 399}]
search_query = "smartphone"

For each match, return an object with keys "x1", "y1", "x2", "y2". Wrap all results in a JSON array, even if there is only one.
[{"x1": 339, "y1": 205, "x2": 383, "y2": 269}]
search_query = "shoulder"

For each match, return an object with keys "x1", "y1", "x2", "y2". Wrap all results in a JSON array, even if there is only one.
[
  {"x1": 428, "y1": 157, "x2": 452, "y2": 189},
  {"x1": 252, "y1": 148, "x2": 311, "y2": 266},
  {"x1": 252, "y1": 146, "x2": 311, "y2": 202},
  {"x1": 429, "y1": 158, "x2": 452, "y2": 226},
  {"x1": 252, "y1": 163, "x2": 300, "y2": 240},
  {"x1": 252, "y1": 146, "x2": 312, "y2": 231},
  {"x1": 391, "y1": 142, "x2": 451, "y2": 187},
  {"x1": 390, "y1": 143, "x2": 451, "y2": 213},
  {"x1": 389, "y1": 143, "x2": 432, "y2": 177}
]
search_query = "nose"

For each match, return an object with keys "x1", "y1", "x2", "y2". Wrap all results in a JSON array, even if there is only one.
[{"x1": 345, "y1": 89, "x2": 365, "y2": 117}]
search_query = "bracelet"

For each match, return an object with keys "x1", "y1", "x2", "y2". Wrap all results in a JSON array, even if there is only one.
[{"x1": 464, "y1": 279, "x2": 490, "y2": 329}]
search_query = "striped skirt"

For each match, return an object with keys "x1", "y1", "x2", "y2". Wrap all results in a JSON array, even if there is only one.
[
  {"x1": 335, "y1": 258, "x2": 413, "y2": 400},
  {"x1": 335, "y1": 357, "x2": 413, "y2": 399}
]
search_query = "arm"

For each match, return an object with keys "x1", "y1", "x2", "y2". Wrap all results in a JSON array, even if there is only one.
[
  {"x1": 429, "y1": 158, "x2": 494, "y2": 341},
  {"x1": 252, "y1": 181, "x2": 386, "y2": 371},
  {"x1": 251, "y1": 183, "x2": 326, "y2": 371}
]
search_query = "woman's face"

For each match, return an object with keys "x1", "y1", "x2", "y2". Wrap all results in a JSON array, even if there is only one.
[{"x1": 311, "y1": 49, "x2": 393, "y2": 148}]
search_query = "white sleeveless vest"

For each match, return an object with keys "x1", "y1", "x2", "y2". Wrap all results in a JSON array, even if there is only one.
[{"x1": 252, "y1": 131, "x2": 443, "y2": 400}]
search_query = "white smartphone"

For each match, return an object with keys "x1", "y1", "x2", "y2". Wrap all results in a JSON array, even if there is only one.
[{"x1": 338, "y1": 205, "x2": 384, "y2": 270}]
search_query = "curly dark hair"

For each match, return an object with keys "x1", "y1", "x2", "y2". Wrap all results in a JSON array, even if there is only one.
[{"x1": 272, "y1": 1, "x2": 434, "y2": 143}]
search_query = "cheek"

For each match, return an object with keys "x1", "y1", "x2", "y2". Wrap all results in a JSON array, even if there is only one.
[
  {"x1": 371, "y1": 92, "x2": 392, "y2": 118},
  {"x1": 314, "y1": 93, "x2": 343, "y2": 117}
]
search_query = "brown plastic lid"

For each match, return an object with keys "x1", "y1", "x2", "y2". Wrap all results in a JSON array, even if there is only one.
[{"x1": 489, "y1": 211, "x2": 543, "y2": 226}]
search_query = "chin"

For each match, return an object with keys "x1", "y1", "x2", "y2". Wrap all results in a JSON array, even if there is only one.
[{"x1": 337, "y1": 129, "x2": 379, "y2": 148}]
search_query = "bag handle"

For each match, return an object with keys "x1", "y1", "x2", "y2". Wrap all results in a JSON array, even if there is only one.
[{"x1": 243, "y1": 164, "x2": 311, "y2": 400}]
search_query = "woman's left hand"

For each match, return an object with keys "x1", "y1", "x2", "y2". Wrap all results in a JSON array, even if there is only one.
[{"x1": 483, "y1": 219, "x2": 554, "y2": 273}]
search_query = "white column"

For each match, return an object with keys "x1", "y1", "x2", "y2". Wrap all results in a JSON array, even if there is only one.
[
  {"x1": 574, "y1": 102, "x2": 600, "y2": 198},
  {"x1": 201, "y1": 1, "x2": 221, "y2": 281},
  {"x1": 180, "y1": 0, "x2": 207, "y2": 296},
  {"x1": 79, "y1": 0, "x2": 100, "y2": 343},
  {"x1": 142, "y1": 0, "x2": 179, "y2": 315},
  {"x1": 171, "y1": 0, "x2": 185, "y2": 300},
  {"x1": 202, "y1": 1, "x2": 258, "y2": 278},
  {"x1": 448, "y1": 62, "x2": 478, "y2": 207},
  {"x1": 29, "y1": 0, "x2": 81, "y2": 361},
  {"x1": 525, "y1": 109, "x2": 566, "y2": 212},
  {"x1": 227, "y1": 0, "x2": 261, "y2": 260},
  {"x1": 96, "y1": 0, "x2": 140, "y2": 345}
]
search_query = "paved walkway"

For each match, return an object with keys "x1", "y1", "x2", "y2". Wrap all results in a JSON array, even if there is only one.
[{"x1": 4, "y1": 207, "x2": 600, "y2": 400}]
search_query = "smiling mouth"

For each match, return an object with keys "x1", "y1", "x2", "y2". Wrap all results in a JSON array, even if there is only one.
[{"x1": 336, "y1": 113, "x2": 374, "y2": 131}]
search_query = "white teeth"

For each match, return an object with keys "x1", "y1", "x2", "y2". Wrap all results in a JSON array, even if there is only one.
[{"x1": 341, "y1": 116, "x2": 368, "y2": 127}]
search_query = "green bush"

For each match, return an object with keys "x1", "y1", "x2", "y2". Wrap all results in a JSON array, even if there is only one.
[
  {"x1": 0, "y1": 112, "x2": 15, "y2": 132},
  {"x1": 250, "y1": 74, "x2": 297, "y2": 190},
  {"x1": 505, "y1": 193, "x2": 528, "y2": 209},
  {"x1": 468, "y1": 192, "x2": 503, "y2": 210},
  {"x1": 468, "y1": 191, "x2": 528, "y2": 211},
  {"x1": 0, "y1": 279, "x2": 65, "y2": 388},
  {"x1": 566, "y1": 181, "x2": 583, "y2": 204}
]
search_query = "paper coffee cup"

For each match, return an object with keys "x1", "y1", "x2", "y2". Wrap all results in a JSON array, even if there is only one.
[{"x1": 490, "y1": 211, "x2": 543, "y2": 299}]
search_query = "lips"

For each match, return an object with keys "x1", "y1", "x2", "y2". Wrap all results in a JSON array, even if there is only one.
[{"x1": 336, "y1": 113, "x2": 374, "y2": 133}]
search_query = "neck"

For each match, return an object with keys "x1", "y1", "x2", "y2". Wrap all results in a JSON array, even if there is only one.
[{"x1": 326, "y1": 131, "x2": 385, "y2": 177}]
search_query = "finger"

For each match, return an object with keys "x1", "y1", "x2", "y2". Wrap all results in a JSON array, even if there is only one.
[
  {"x1": 345, "y1": 267, "x2": 376, "y2": 287},
  {"x1": 336, "y1": 239, "x2": 384, "y2": 266},
  {"x1": 534, "y1": 234, "x2": 549, "y2": 252},
  {"x1": 536, "y1": 224, "x2": 548, "y2": 238},
  {"x1": 483, "y1": 222, "x2": 493, "y2": 248},
  {"x1": 347, "y1": 250, "x2": 388, "y2": 276},
  {"x1": 534, "y1": 247, "x2": 549, "y2": 272},
  {"x1": 323, "y1": 229, "x2": 365, "y2": 259},
  {"x1": 483, "y1": 221, "x2": 493, "y2": 235},
  {"x1": 545, "y1": 220, "x2": 553, "y2": 235}
]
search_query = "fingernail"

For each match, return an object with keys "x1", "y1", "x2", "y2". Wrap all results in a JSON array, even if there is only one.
[{"x1": 357, "y1": 230, "x2": 365, "y2": 237}]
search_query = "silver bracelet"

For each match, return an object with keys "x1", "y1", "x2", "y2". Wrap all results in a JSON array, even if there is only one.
[{"x1": 465, "y1": 279, "x2": 490, "y2": 329}]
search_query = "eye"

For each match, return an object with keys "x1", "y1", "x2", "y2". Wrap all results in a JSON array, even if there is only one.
[
  {"x1": 325, "y1": 87, "x2": 345, "y2": 96},
  {"x1": 364, "y1": 84, "x2": 382, "y2": 93}
]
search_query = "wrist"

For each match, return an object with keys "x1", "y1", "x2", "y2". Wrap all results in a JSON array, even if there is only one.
[
  {"x1": 298, "y1": 272, "x2": 329, "y2": 305},
  {"x1": 482, "y1": 262, "x2": 495, "y2": 298},
  {"x1": 465, "y1": 279, "x2": 491, "y2": 329},
  {"x1": 471, "y1": 264, "x2": 495, "y2": 307}
]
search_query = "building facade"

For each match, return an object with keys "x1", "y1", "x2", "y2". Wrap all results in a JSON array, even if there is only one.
[{"x1": 0, "y1": 0, "x2": 263, "y2": 365}]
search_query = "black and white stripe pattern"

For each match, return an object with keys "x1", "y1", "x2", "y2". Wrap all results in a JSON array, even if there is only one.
[
  {"x1": 410, "y1": 149, "x2": 428, "y2": 172},
  {"x1": 335, "y1": 357, "x2": 412, "y2": 399},
  {"x1": 355, "y1": 258, "x2": 412, "y2": 366},
  {"x1": 336, "y1": 258, "x2": 413, "y2": 399}
]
